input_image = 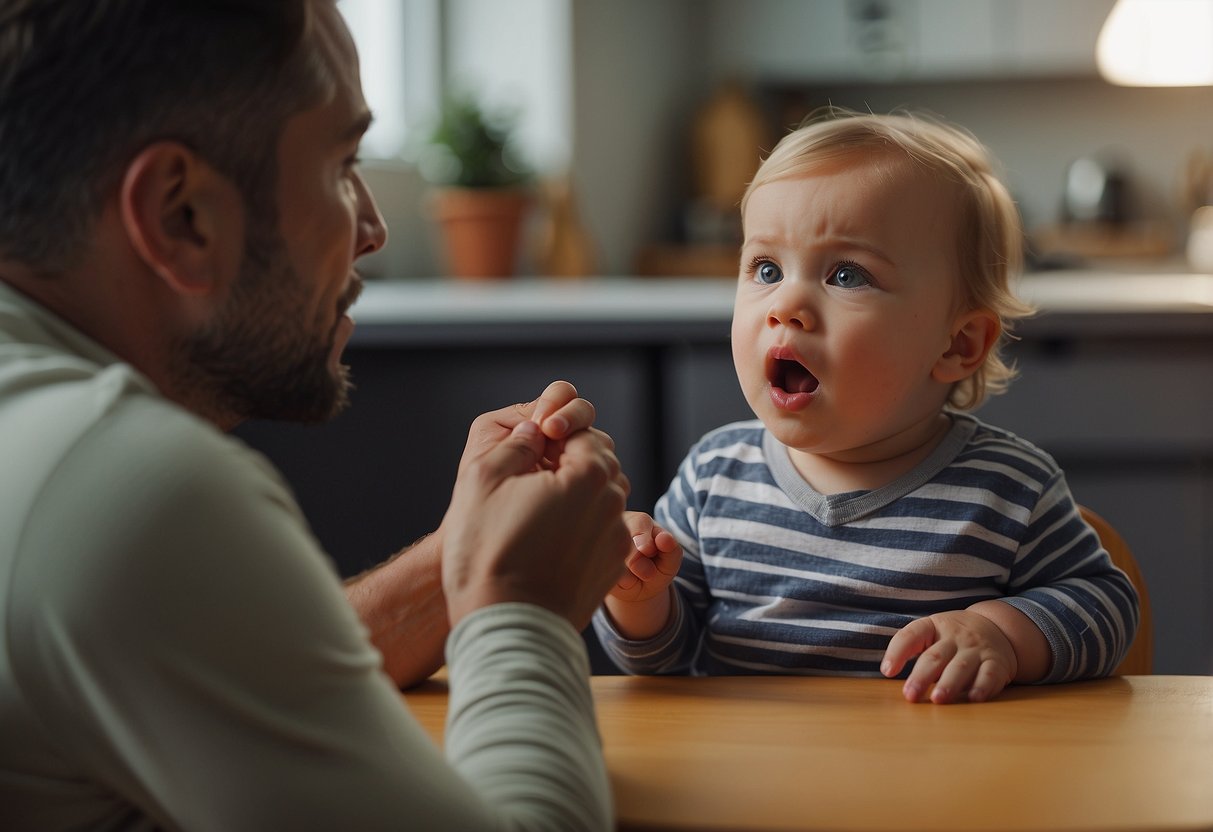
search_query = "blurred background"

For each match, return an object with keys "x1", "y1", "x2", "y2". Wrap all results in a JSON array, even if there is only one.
[
  {"x1": 341, "y1": 0, "x2": 1213, "y2": 279},
  {"x1": 239, "y1": 0, "x2": 1213, "y2": 676}
]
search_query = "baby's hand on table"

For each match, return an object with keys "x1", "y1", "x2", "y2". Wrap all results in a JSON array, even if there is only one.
[
  {"x1": 881, "y1": 610, "x2": 1017, "y2": 704},
  {"x1": 609, "y1": 511, "x2": 682, "y2": 603}
]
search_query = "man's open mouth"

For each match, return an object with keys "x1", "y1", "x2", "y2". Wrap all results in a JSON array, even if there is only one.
[
  {"x1": 339, "y1": 275, "x2": 365, "y2": 317},
  {"x1": 766, "y1": 349, "x2": 819, "y2": 394}
]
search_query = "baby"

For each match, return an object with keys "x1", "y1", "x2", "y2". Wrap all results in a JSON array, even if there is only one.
[{"x1": 594, "y1": 110, "x2": 1139, "y2": 704}]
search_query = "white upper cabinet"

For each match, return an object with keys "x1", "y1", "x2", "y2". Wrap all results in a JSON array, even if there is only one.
[
  {"x1": 705, "y1": 0, "x2": 1117, "y2": 83},
  {"x1": 1008, "y1": 0, "x2": 1117, "y2": 77}
]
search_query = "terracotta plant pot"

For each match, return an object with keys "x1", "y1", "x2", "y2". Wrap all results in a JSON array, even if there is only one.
[{"x1": 429, "y1": 187, "x2": 531, "y2": 279}]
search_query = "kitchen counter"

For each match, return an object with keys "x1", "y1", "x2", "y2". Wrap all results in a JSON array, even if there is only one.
[
  {"x1": 349, "y1": 276, "x2": 737, "y2": 346},
  {"x1": 350, "y1": 270, "x2": 1213, "y2": 344},
  {"x1": 242, "y1": 266, "x2": 1213, "y2": 676}
]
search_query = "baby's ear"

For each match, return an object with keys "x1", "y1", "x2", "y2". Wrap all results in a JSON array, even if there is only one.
[{"x1": 933, "y1": 308, "x2": 1000, "y2": 383}]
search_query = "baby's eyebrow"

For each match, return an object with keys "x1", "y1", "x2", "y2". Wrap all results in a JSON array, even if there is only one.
[
  {"x1": 827, "y1": 236, "x2": 895, "y2": 266},
  {"x1": 742, "y1": 234, "x2": 896, "y2": 267}
]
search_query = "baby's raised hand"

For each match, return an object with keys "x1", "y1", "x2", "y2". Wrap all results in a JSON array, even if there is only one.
[
  {"x1": 610, "y1": 511, "x2": 682, "y2": 603},
  {"x1": 881, "y1": 610, "x2": 1017, "y2": 704}
]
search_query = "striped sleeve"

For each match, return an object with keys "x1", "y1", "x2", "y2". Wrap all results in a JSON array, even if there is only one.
[
  {"x1": 997, "y1": 471, "x2": 1140, "y2": 682},
  {"x1": 592, "y1": 444, "x2": 706, "y2": 674}
]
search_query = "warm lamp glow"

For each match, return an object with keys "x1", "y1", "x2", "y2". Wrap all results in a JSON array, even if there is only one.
[{"x1": 1097, "y1": 0, "x2": 1213, "y2": 86}]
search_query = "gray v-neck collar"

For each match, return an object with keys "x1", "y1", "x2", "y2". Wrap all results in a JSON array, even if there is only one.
[{"x1": 763, "y1": 414, "x2": 978, "y2": 527}]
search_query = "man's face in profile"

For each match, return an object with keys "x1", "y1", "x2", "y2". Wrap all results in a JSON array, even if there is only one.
[
  {"x1": 177, "y1": 0, "x2": 383, "y2": 426},
  {"x1": 180, "y1": 211, "x2": 360, "y2": 425}
]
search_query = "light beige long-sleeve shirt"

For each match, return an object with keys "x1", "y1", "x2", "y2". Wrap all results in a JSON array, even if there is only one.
[{"x1": 0, "y1": 280, "x2": 611, "y2": 831}]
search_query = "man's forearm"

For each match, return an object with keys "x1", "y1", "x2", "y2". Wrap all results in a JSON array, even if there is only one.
[{"x1": 345, "y1": 532, "x2": 448, "y2": 688}]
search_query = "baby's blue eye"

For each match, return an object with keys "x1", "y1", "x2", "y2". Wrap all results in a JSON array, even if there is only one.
[
  {"x1": 827, "y1": 263, "x2": 871, "y2": 289},
  {"x1": 756, "y1": 261, "x2": 783, "y2": 285}
]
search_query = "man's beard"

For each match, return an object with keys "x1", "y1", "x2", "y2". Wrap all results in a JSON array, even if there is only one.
[{"x1": 173, "y1": 218, "x2": 358, "y2": 426}]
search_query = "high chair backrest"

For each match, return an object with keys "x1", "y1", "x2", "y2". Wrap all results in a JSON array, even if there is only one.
[{"x1": 1078, "y1": 505, "x2": 1153, "y2": 676}]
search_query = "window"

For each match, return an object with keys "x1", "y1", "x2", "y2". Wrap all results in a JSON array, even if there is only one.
[
  {"x1": 339, "y1": 0, "x2": 570, "y2": 172},
  {"x1": 339, "y1": 0, "x2": 441, "y2": 160}
]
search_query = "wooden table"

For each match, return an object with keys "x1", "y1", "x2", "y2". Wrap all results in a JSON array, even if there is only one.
[{"x1": 403, "y1": 674, "x2": 1213, "y2": 832}]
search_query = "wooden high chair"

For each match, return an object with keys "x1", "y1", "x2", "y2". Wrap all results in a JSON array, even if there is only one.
[{"x1": 1078, "y1": 505, "x2": 1153, "y2": 676}]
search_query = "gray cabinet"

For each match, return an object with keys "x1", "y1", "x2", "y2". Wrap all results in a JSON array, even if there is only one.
[
  {"x1": 662, "y1": 323, "x2": 1213, "y2": 675},
  {"x1": 237, "y1": 339, "x2": 662, "y2": 579},
  {"x1": 976, "y1": 323, "x2": 1213, "y2": 675},
  {"x1": 237, "y1": 288, "x2": 1213, "y2": 676}
]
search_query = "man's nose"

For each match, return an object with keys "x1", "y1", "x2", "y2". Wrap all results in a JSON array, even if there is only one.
[{"x1": 354, "y1": 172, "x2": 388, "y2": 257}]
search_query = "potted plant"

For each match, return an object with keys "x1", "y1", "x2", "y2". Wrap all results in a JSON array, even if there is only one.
[{"x1": 419, "y1": 92, "x2": 533, "y2": 279}]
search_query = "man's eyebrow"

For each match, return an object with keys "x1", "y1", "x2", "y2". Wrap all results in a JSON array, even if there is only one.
[{"x1": 342, "y1": 110, "x2": 374, "y2": 141}]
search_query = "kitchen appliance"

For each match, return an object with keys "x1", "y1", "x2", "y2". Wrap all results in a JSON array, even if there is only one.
[{"x1": 1061, "y1": 156, "x2": 1129, "y2": 225}]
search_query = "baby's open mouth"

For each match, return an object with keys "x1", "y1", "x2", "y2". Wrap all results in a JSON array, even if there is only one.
[{"x1": 769, "y1": 357, "x2": 819, "y2": 394}]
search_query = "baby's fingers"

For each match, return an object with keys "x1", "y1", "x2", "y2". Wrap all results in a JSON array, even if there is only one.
[
  {"x1": 881, "y1": 617, "x2": 938, "y2": 678},
  {"x1": 927, "y1": 652, "x2": 1011, "y2": 704},
  {"x1": 929, "y1": 651, "x2": 985, "y2": 704},
  {"x1": 625, "y1": 548, "x2": 660, "y2": 581},
  {"x1": 653, "y1": 528, "x2": 679, "y2": 554},
  {"x1": 615, "y1": 569, "x2": 641, "y2": 593},
  {"x1": 902, "y1": 640, "x2": 957, "y2": 703},
  {"x1": 961, "y1": 658, "x2": 1011, "y2": 703}
]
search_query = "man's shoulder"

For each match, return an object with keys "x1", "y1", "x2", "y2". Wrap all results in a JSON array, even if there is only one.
[
  {"x1": 4, "y1": 367, "x2": 317, "y2": 646},
  {"x1": 24, "y1": 362, "x2": 276, "y2": 488},
  {"x1": 61, "y1": 387, "x2": 294, "y2": 524},
  {"x1": 3, "y1": 359, "x2": 298, "y2": 567},
  {"x1": 0, "y1": 330, "x2": 237, "y2": 476}
]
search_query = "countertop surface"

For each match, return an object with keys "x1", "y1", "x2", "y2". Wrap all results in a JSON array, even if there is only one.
[{"x1": 348, "y1": 270, "x2": 1213, "y2": 344}]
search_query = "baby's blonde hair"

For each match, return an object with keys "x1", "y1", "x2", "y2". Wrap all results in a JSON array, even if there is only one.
[{"x1": 740, "y1": 108, "x2": 1033, "y2": 410}]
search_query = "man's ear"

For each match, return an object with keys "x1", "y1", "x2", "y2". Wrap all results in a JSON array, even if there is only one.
[
  {"x1": 118, "y1": 142, "x2": 242, "y2": 296},
  {"x1": 932, "y1": 308, "x2": 1000, "y2": 384}
]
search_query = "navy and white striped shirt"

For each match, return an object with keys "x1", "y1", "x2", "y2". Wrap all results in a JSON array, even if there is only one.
[{"x1": 594, "y1": 413, "x2": 1139, "y2": 682}]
